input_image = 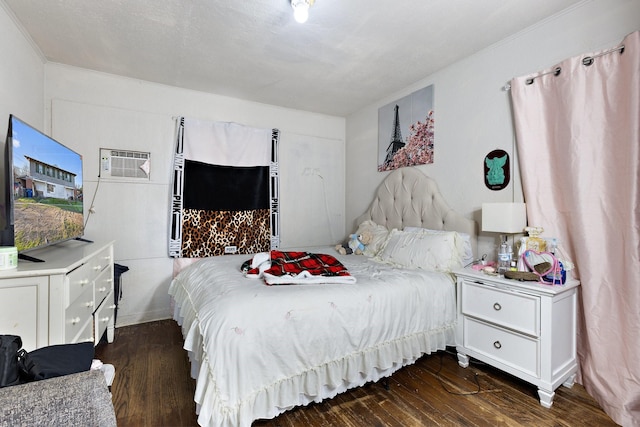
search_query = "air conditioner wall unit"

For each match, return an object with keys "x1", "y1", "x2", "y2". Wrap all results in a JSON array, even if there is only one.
[{"x1": 100, "y1": 148, "x2": 150, "y2": 180}]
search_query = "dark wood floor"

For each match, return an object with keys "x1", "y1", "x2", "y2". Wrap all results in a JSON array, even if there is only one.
[{"x1": 95, "y1": 320, "x2": 617, "y2": 427}]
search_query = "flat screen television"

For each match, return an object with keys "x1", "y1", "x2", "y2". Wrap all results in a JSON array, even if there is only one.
[{"x1": 0, "y1": 115, "x2": 85, "y2": 261}]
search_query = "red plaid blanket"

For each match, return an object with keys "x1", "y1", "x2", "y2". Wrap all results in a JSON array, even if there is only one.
[
  {"x1": 267, "y1": 250, "x2": 350, "y2": 277},
  {"x1": 247, "y1": 250, "x2": 355, "y2": 285}
]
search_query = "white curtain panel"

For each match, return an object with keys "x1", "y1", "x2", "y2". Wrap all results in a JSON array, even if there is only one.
[{"x1": 510, "y1": 31, "x2": 639, "y2": 426}]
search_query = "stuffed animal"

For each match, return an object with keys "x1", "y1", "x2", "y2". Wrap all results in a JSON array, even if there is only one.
[{"x1": 335, "y1": 231, "x2": 373, "y2": 255}]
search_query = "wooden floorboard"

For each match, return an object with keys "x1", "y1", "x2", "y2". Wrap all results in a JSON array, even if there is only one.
[{"x1": 95, "y1": 320, "x2": 618, "y2": 427}]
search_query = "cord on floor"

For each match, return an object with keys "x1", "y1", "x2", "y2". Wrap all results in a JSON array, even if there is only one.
[
  {"x1": 378, "y1": 348, "x2": 496, "y2": 396},
  {"x1": 434, "y1": 350, "x2": 481, "y2": 396}
]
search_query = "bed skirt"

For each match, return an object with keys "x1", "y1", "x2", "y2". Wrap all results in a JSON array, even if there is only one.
[{"x1": 171, "y1": 296, "x2": 455, "y2": 427}]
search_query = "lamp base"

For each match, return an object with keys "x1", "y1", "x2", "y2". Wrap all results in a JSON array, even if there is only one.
[{"x1": 497, "y1": 234, "x2": 512, "y2": 275}]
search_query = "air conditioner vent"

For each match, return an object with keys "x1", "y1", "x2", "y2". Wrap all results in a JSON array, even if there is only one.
[{"x1": 100, "y1": 148, "x2": 150, "y2": 180}]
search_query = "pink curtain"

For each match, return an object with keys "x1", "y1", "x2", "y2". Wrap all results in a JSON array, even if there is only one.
[{"x1": 510, "y1": 31, "x2": 639, "y2": 427}]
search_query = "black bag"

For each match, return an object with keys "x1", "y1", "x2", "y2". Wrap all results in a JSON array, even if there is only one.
[
  {"x1": 18, "y1": 341, "x2": 95, "y2": 382},
  {"x1": 0, "y1": 335, "x2": 22, "y2": 388}
]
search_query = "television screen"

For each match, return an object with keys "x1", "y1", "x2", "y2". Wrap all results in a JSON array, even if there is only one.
[{"x1": 3, "y1": 115, "x2": 84, "y2": 253}]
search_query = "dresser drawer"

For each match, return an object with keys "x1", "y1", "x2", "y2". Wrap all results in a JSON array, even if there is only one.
[
  {"x1": 464, "y1": 317, "x2": 539, "y2": 378},
  {"x1": 94, "y1": 291, "x2": 115, "y2": 344},
  {"x1": 67, "y1": 262, "x2": 93, "y2": 306},
  {"x1": 71, "y1": 318, "x2": 95, "y2": 345},
  {"x1": 67, "y1": 245, "x2": 112, "y2": 305},
  {"x1": 65, "y1": 285, "x2": 94, "y2": 340},
  {"x1": 461, "y1": 281, "x2": 540, "y2": 336},
  {"x1": 94, "y1": 266, "x2": 113, "y2": 307},
  {"x1": 91, "y1": 246, "x2": 113, "y2": 275}
]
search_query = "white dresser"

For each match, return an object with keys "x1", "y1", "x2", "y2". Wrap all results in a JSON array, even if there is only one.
[
  {"x1": 454, "y1": 268, "x2": 580, "y2": 408},
  {"x1": 0, "y1": 240, "x2": 115, "y2": 351}
]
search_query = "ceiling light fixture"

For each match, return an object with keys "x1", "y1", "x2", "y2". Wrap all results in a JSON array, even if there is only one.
[{"x1": 291, "y1": 0, "x2": 315, "y2": 24}]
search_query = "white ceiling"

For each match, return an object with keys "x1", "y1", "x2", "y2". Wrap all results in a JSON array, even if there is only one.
[{"x1": 4, "y1": 0, "x2": 584, "y2": 117}]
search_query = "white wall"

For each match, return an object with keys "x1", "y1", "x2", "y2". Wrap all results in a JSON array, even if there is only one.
[
  {"x1": 345, "y1": 0, "x2": 640, "y2": 260},
  {"x1": 0, "y1": 2, "x2": 44, "y2": 135},
  {"x1": 3, "y1": 0, "x2": 637, "y2": 327},
  {"x1": 44, "y1": 65, "x2": 345, "y2": 327}
]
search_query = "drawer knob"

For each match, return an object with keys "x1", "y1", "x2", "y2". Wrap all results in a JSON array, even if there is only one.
[
  {"x1": 98, "y1": 287, "x2": 107, "y2": 292},
  {"x1": 80, "y1": 279, "x2": 89, "y2": 285},
  {"x1": 85, "y1": 301, "x2": 95, "y2": 308},
  {"x1": 100, "y1": 316, "x2": 110, "y2": 322},
  {"x1": 108, "y1": 304, "x2": 117, "y2": 310},
  {"x1": 493, "y1": 302, "x2": 502, "y2": 311},
  {"x1": 493, "y1": 341, "x2": 502, "y2": 349},
  {"x1": 71, "y1": 317, "x2": 81, "y2": 325},
  {"x1": 94, "y1": 265, "x2": 102, "y2": 271}
]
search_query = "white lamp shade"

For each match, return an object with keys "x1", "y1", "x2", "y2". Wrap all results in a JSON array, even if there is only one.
[{"x1": 482, "y1": 202, "x2": 527, "y2": 233}]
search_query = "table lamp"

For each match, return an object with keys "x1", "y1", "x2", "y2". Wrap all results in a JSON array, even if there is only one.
[{"x1": 482, "y1": 202, "x2": 527, "y2": 273}]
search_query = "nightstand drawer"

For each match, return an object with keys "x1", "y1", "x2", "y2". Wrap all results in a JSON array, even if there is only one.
[
  {"x1": 462, "y1": 281, "x2": 540, "y2": 336},
  {"x1": 464, "y1": 317, "x2": 539, "y2": 378}
]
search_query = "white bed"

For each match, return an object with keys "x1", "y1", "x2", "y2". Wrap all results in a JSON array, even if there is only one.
[{"x1": 169, "y1": 167, "x2": 477, "y2": 427}]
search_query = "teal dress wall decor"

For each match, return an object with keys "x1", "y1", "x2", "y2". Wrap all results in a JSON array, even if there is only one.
[{"x1": 484, "y1": 149, "x2": 510, "y2": 190}]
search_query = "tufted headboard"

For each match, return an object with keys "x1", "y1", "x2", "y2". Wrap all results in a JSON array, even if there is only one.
[{"x1": 355, "y1": 167, "x2": 477, "y2": 255}]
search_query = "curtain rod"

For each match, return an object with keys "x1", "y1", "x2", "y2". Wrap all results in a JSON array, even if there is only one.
[{"x1": 502, "y1": 43, "x2": 625, "y2": 91}]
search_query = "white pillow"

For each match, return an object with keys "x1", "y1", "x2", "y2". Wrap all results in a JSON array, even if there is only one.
[
  {"x1": 404, "y1": 226, "x2": 473, "y2": 267},
  {"x1": 355, "y1": 220, "x2": 390, "y2": 257},
  {"x1": 375, "y1": 228, "x2": 462, "y2": 272}
]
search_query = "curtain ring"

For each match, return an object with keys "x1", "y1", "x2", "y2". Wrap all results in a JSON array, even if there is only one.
[
  {"x1": 582, "y1": 57, "x2": 594, "y2": 66},
  {"x1": 525, "y1": 78, "x2": 535, "y2": 85},
  {"x1": 553, "y1": 66, "x2": 562, "y2": 76}
]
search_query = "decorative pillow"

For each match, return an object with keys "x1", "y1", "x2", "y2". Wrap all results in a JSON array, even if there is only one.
[
  {"x1": 404, "y1": 226, "x2": 473, "y2": 267},
  {"x1": 355, "y1": 220, "x2": 390, "y2": 257},
  {"x1": 376, "y1": 228, "x2": 463, "y2": 272}
]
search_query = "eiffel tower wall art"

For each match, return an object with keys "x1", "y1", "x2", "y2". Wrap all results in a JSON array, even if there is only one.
[{"x1": 377, "y1": 85, "x2": 434, "y2": 172}]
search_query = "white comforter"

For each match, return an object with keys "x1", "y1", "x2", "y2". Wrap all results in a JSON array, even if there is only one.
[{"x1": 169, "y1": 248, "x2": 457, "y2": 427}]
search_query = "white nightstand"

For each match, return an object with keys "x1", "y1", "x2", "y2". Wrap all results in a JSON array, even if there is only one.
[{"x1": 454, "y1": 267, "x2": 580, "y2": 408}]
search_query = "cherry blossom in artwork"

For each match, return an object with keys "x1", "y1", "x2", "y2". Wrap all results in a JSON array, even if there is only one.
[{"x1": 378, "y1": 110, "x2": 435, "y2": 172}]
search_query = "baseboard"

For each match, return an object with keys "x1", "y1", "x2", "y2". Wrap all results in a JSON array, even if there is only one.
[{"x1": 115, "y1": 310, "x2": 172, "y2": 328}]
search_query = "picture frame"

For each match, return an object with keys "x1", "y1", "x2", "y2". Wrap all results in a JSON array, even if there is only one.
[{"x1": 378, "y1": 85, "x2": 434, "y2": 171}]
